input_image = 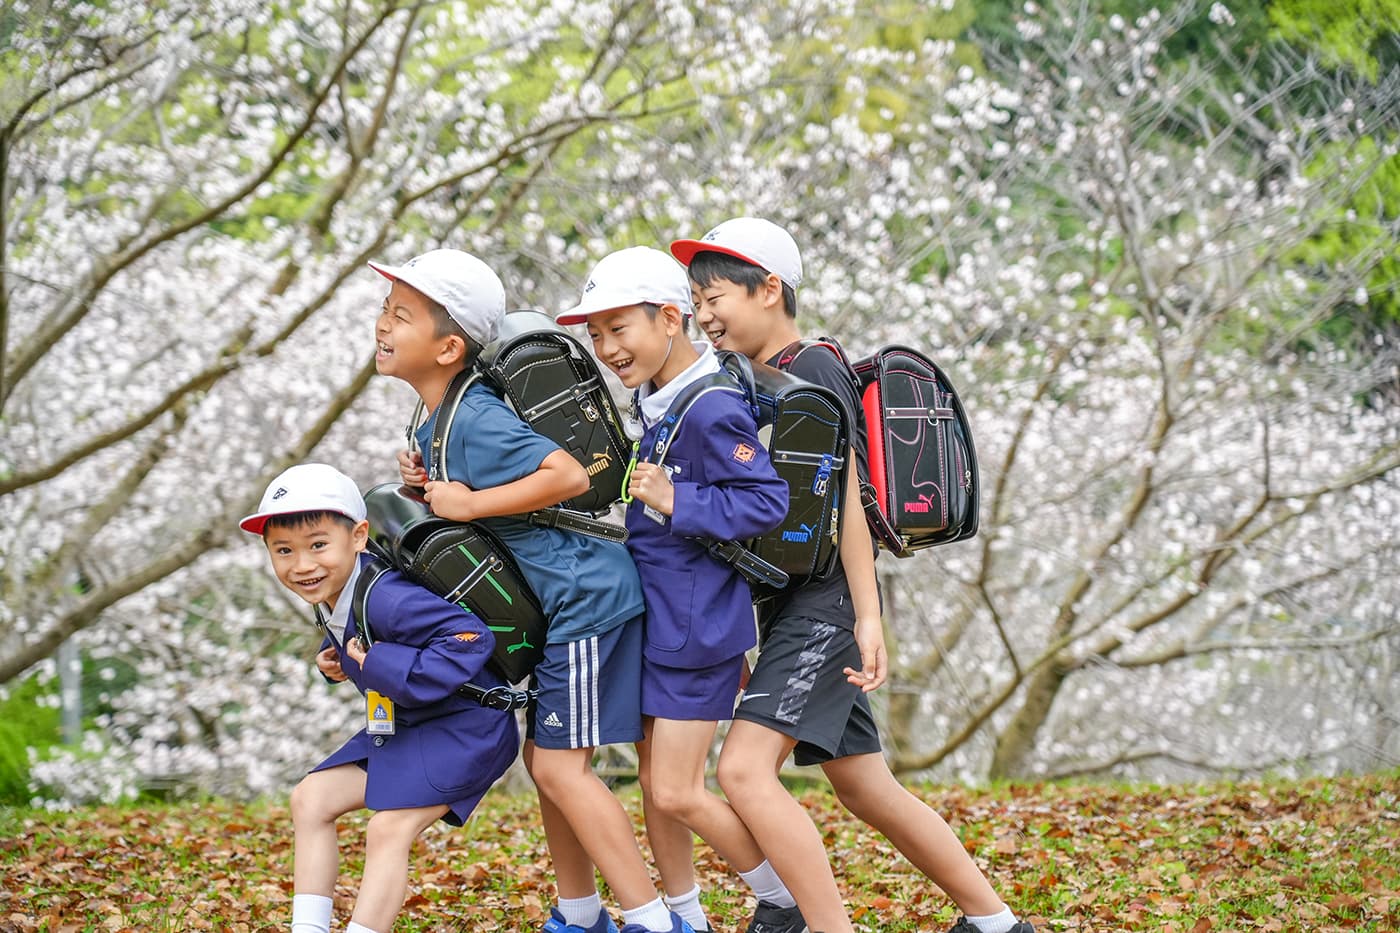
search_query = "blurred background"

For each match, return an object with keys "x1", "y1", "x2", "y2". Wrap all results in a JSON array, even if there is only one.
[{"x1": 1, "y1": 0, "x2": 1396, "y2": 808}]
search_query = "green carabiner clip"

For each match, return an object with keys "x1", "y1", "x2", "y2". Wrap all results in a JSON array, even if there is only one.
[{"x1": 619, "y1": 441, "x2": 640, "y2": 504}]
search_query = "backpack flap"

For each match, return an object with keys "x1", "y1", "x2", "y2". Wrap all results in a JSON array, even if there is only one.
[
  {"x1": 746, "y1": 361, "x2": 849, "y2": 582},
  {"x1": 362, "y1": 482, "x2": 548, "y2": 684},
  {"x1": 852, "y1": 346, "x2": 979, "y2": 554},
  {"x1": 481, "y1": 310, "x2": 633, "y2": 516}
]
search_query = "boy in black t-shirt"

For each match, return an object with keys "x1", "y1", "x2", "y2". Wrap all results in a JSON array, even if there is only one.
[{"x1": 671, "y1": 219, "x2": 1035, "y2": 933}]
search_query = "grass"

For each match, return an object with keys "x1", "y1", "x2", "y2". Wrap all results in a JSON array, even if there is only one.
[{"x1": 0, "y1": 772, "x2": 1396, "y2": 932}]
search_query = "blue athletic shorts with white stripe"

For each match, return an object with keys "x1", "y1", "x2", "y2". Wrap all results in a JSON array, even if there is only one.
[{"x1": 526, "y1": 614, "x2": 644, "y2": 749}]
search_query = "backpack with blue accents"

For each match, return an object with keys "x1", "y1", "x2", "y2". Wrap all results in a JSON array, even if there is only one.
[{"x1": 648, "y1": 351, "x2": 850, "y2": 593}]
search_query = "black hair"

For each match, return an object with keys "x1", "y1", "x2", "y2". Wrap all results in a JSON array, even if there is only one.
[
  {"x1": 687, "y1": 251, "x2": 798, "y2": 318},
  {"x1": 262, "y1": 510, "x2": 357, "y2": 537},
  {"x1": 425, "y1": 298, "x2": 482, "y2": 364}
]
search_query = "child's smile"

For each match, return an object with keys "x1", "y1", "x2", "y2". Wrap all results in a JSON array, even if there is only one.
[{"x1": 587, "y1": 304, "x2": 674, "y2": 390}]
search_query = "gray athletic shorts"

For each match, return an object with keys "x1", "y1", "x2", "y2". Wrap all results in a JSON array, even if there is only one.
[{"x1": 732, "y1": 611, "x2": 882, "y2": 766}]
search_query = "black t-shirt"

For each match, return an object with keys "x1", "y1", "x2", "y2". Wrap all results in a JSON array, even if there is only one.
[{"x1": 759, "y1": 340, "x2": 878, "y2": 628}]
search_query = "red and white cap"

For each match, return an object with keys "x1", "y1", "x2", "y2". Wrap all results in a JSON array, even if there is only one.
[
  {"x1": 670, "y1": 217, "x2": 803, "y2": 290},
  {"x1": 367, "y1": 248, "x2": 505, "y2": 346},
  {"x1": 239, "y1": 463, "x2": 366, "y2": 535},
  {"x1": 557, "y1": 246, "x2": 693, "y2": 325}
]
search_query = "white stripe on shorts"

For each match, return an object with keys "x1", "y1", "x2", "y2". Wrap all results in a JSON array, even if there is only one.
[{"x1": 568, "y1": 637, "x2": 602, "y2": 748}]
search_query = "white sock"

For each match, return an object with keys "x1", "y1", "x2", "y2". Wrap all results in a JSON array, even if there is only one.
[
  {"x1": 621, "y1": 897, "x2": 674, "y2": 932},
  {"x1": 738, "y1": 860, "x2": 796, "y2": 910},
  {"x1": 967, "y1": 906, "x2": 1016, "y2": 933},
  {"x1": 346, "y1": 923, "x2": 381, "y2": 933},
  {"x1": 560, "y1": 891, "x2": 604, "y2": 928},
  {"x1": 662, "y1": 884, "x2": 708, "y2": 931},
  {"x1": 290, "y1": 893, "x2": 332, "y2": 933}
]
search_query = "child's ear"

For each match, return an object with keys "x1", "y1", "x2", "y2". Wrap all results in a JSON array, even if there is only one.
[
  {"x1": 761, "y1": 273, "x2": 784, "y2": 311},
  {"x1": 352, "y1": 519, "x2": 370, "y2": 552},
  {"x1": 660, "y1": 303, "x2": 686, "y2": 336},
  {"x1": 436, "y1": 335, "x2": 466, "y2": 366}
]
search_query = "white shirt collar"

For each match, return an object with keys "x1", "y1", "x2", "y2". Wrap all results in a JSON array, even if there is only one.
[
  {"x1": 320, "y1": 554, "x2": 363, "y2": 644},
  {"x1": 637, "y1": 342, "x2": 720, "y2": 428}
]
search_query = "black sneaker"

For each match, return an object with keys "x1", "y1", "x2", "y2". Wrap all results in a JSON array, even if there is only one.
[
  {"x1": 745, "y1": 901, "x2": 808, "y2": 933},
  {"x1": 946, "y1": 918, "x2": 1035, "y2": 933}
]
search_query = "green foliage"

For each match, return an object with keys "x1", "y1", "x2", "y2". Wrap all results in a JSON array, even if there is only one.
[
  {"x1": 1290, "y1": 137, "x2": 1400, "y2": 340},
  {"x1": 0, "y1": 677, "x2": 62, "y2": 806},
  {"x1": 1270, "y1": 0, "x2": 1400, "y2": 80}
]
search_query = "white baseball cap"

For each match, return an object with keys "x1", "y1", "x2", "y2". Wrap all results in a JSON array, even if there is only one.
[
  {"x1": 557, "y1": 246, "x2": 693, "y2": 325},
  {"x1": 368, "y1": 248, "x2": 505, "y2": 346},
  {"x1": 670, "y1": 217, "x2": 803, "y2": 290},
  {"x1": 239, "y1": 463, "x2": 367, "y2": 535}
]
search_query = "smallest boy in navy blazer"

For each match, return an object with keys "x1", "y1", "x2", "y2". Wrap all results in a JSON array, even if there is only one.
[{"x1": 240, "y1": 463, "x2": 519, "y2": 933}]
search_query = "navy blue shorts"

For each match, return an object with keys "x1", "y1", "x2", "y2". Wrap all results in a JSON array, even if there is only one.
[
  {"x1": 641, "y1": 652, "x2": 744, "y2": 721},
  {"x1": 732, "y1": 611, "x2": 882, "y2": 765},
  {"x1": 527, "y1": 615, "x2": 644, "y2": 749}
]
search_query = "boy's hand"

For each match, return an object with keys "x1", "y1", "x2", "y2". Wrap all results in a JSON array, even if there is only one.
[
  {"x1": 424, "y1": 479, "x2": 477, "y2": 522},
  {"x1": 316, "y1": 645, "x2": 347, "y2": 682},
  {"x1": 843, "y1": 615, "x2": 887, "y2": 692},
  {"x1": 345, "y1": 636, "x2": 368, "y2": 665},
  {"x1": 398, "y1": 449, "x2": 428, "y2": 489},
  {"x1": 627, "y1": 462, "x2": 674, "y2": 516}
]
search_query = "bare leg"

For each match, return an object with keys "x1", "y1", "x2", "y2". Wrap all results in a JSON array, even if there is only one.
[
  {"x1": 290, "y1": 765, "x2": 368, "y2": 895},
  {"x1": 524, "y1": 739, "x2": 600, "y2": 900},
  {"x1": 822, "y1": 753, "x2": 1003, "y2": 916},
  {"x1": 530, "y1": 743, "x2": 660, "y2": 908},
  {"x1": 717, "y1": 720, "x2": 854, "y2": 933},
  {"x1": 636, "y1": 721, "x2": 699, "y2": 896},
  {"x1": 351, "y1": 804, "x2": 449, "y2": 930},
  {"x1": 641, "y1": 717, "x2": 769, "y2": 881}
]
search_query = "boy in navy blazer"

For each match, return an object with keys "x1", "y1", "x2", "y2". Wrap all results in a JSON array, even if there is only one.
[
  {"x1": 558, "y1": 247, "x2": 800, "y2": 933},
  {"x1": 241, "y1": 463, "x2": 519, "y2": 933}
]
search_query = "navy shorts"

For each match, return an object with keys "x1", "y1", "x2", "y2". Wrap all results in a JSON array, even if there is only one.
[
  {"x1": 732, "y1": 611, "x2": 882, "y2": 766},
  {"x1": 527, "y1": 614, "x2": 644, "y2": 749},
  {"x1": 641, "y1": 653, "x2": 744, "y2": 721}
]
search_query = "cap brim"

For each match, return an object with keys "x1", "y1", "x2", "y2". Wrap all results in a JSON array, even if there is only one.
[
  {"x1": 554, "y1": 305, "x2": 594, "y2": 326},
  {"x1": 669, "y1": 239, "x2": 761, "y2": 270},
  {"x1": 239, "y1": 513, "x2": 271, "y2": 535},
  {"x1": 367, "y1": 259, "x2": 403, "y2": 282}
]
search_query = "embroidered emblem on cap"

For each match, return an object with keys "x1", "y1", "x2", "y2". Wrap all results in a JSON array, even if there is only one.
[
  {"x1": 731, "y1": 443, "x2": 756, "y2": 463},
  {"x1": 272, "y1": 487, "x2": 288, "y2": 499}
]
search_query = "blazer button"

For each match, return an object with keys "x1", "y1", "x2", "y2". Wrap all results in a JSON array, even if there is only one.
[{"x1": 373, "y1": 736, "x2": 386, "y2": 747}]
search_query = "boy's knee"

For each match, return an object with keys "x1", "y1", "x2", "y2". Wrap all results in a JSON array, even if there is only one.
[
  {"x1": 645, "y1": 780, "x2": 700, "y2": 822},
  {"x1": 716, "y1": 747, "x2": 761, "y2": 801},
  {"x1": 364, "y1": 809, "x2": 421, "y2": 850},
  {"x1": 289, "y1": 777, "x2": 324, "y2": 825}
]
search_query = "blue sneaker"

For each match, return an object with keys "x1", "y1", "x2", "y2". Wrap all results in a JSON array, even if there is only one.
[
  {"x1": 619, "y1": 912, "x2": 695, "y2": 933},
  {"x1": 543, "y1": 906, "x2": 620, "y2": 933}
]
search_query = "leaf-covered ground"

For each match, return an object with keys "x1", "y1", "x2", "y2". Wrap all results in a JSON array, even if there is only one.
[{"x1": 1, "y1": 772, "x2": 1396, "y2": 932}]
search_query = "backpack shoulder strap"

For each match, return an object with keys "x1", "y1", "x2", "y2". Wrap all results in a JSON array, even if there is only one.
[
  {"x1": 351, "y1": 555, "x2": 395, "y2": 648},
  {"x1": 647, "y1": 352, "x2": 755, "y2": 466},
  {"x1": 406, "y1": 366, "x2": 480, "y2": 482},
  {"x1": 776, "y1": 337, "x2": 861, "y2": 400}
]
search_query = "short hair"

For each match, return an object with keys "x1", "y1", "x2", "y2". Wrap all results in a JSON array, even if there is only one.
[
  {"x1": 425, "y1": 298, "x2": 481, "y2": 362},
  {"x1": 262, "y1": 510, "x2": 357, "y2": 538},
  {"x1": 687, "y1": 251, "x2": 798, "y2": 318}
]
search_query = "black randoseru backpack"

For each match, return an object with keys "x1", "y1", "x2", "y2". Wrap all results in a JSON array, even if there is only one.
[{"x1": 364, "y1": 366, "x2": 549, "y2": 686}]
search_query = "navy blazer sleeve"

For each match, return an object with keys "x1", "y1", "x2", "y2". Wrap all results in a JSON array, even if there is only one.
[
  {"x1": 668, "y1": 400, "x2": 789, "y2": 541},
  {"x1": 357, "y1": 581, "x2": 497, "y2": 708}
]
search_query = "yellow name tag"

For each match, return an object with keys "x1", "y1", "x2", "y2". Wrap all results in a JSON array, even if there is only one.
[{"x1": 366, "y1": 690, "x2": 395, "y2": 735}]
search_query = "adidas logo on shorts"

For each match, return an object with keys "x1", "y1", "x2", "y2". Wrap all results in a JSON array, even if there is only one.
[{"x1": 542, "y1": 710, "x2": 564, "y2": 728}]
